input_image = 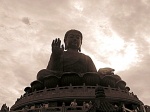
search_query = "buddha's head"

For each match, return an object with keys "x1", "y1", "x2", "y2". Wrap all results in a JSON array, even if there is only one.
[{"x1": 64, "y1": 29, "x2": 82, "y2": 52}]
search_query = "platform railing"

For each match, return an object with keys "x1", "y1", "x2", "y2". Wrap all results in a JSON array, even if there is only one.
[
  {"x1": 19, "y1": 85, "x2": 137, "y2": 101},
  {"x1": 11, "y1": 85, "x2": 141, "y2": 111},
  {"x1": 11, "y1": 106, "x2": 88, "y2": 112}
]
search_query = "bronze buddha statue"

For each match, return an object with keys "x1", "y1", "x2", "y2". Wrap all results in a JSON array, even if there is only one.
[{"x1": 47, "y1": 29, "x2": 97, "y2": 73}]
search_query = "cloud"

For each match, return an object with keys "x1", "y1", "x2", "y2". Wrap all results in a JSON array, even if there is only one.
[
  {"x1": 117, "y1": 53, "x2": 150, "y2": 104},
  {"x1": 109, "y1": 0, "x2": 150, "y2": 40}
]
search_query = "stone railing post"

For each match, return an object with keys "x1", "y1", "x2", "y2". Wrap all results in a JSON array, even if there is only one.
[
  {"x1": 83, "y1": 83, "x2": 87, "y2": 92},
  {"x1": 108, "y1": 85, "x2": 111, "y2": 92},
  {"x1": 69, "y1": 83, "x2": 73, "y2": 92},
  {"x1": 62, "y1": 102, "x2": 66, "y2": 112}
]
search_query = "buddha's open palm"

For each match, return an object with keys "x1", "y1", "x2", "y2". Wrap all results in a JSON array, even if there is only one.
[{"x1": 52, "y1": 38, "x2": 64, "y2": 55}]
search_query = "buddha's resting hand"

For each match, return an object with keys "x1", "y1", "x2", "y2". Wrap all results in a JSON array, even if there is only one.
[{"x1": 52, "y1": 38, "x2": 64, "y2": 55}]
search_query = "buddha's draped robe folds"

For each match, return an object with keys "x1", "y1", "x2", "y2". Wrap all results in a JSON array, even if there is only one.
[{"x1": 47, "y1": 51, "x2": 97, "y2": 73}]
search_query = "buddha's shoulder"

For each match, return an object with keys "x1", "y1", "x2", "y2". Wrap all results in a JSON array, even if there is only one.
[{"x1": 79, "y1": 53, "x2": 92, "y2": 60}]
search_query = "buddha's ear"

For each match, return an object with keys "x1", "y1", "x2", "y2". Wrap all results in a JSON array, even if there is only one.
[
  {"x1": 78, "y1": 41, "x2": 82, "y2": 52},
  {"x1": 64, "y1": 44, "x2": 68, "y2": 50},
  {"x1": 78, "y1": 47, "x2": 81, "y2": 52},
  {"x1": 64, "y1": 39, "x2": 67, "y2": 50}
]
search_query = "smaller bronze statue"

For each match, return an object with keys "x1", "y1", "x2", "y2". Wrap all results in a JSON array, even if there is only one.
[{"x1": 47, "y1": 29, "x2": 97, "y2": 73}]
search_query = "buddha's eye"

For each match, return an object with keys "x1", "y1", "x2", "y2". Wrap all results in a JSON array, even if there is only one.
[
  {"x1": 76, "y1": 36, "x2": 79, "y2": 39},
  {"x1": 68, "y1": 34, "x2": 74, "y2": 38}
]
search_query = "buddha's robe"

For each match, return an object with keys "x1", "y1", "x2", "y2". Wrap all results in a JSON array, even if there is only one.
[{"x1": 47, "y1": 51, "x2": 97, "y2": 73}]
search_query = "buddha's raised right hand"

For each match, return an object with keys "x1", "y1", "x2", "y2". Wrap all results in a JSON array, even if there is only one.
[{"x1": 52, "y1": 38, "x2": 64, "y2": 55}]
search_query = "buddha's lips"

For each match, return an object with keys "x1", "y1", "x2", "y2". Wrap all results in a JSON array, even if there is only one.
[
  {"x1": 72, "y1": 41, "x2": 78, "y2": 45},
  {"x1": 72, "y1": 43, "x2": 77, "y2": 46}
]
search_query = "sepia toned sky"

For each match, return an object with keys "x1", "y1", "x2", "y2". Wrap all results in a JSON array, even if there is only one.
[{"x1": 0, "y1": 0, "x2": 150, "y2": 107}]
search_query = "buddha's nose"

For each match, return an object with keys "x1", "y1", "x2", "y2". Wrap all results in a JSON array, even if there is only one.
[
  {"x1": 73, "y1": 37, "x2": 78, "y2": 41},
  {"x1": 74, "y1": 38, "x2": 77, "y2": 41}
]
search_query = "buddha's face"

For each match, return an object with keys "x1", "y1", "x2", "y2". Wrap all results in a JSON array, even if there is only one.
[{"x1": 65, "y1": 31, "x2": 82, "y2": 50}]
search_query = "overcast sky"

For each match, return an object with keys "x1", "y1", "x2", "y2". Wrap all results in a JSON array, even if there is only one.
[{"x1": 0, "y1": 0, "x2": 150, "y2": 107}]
